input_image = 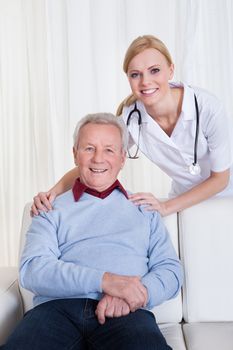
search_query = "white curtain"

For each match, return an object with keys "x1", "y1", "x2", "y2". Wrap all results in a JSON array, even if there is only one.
[{"x1": 1, "y1": 0, "x2": 233, "y2": 266}]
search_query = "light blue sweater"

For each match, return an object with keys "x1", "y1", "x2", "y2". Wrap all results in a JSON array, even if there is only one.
[{"x1": 20, "y1": 189, "x2": 183, "y2": 309}]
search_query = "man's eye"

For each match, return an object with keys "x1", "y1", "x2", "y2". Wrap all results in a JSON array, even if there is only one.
[
  {"x1": 85, "y1": 147, "x2": 94, "y2": 152},
  {"x1": 106, "y1": 149, "x2": 114, "y2": 153},
  {"x1": 151, "y1": 68, "x2": 160, "y2": 74}
]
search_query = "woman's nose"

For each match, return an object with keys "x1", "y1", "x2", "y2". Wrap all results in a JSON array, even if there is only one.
[{"x1": 141, "y1": 73, "x2": 150, "y2": 86}]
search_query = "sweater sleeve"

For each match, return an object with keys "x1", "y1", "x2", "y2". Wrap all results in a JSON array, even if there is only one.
[
  {"x1": 19, "y1": 211, "x2": 104, "y2": 297},
  {"x1": 141, "y1": 212, "x2": 183, "y2": 309}
]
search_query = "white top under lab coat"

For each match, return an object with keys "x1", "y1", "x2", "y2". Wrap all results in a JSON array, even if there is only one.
[{"x1": 121, "y1": 82, "x2": 233, "y2": 198}]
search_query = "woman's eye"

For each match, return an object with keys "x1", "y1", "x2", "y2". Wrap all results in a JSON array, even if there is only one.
[
  {"x1": 130, "y1": 72, "x2": 139, "y2": 79},
  {"x1": 151, "y1": 68, "x2": 160, "y2": 74}
]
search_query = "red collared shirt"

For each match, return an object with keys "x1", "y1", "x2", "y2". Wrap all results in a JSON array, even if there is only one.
[{"x1": 72, "y1": 178, "x2": 128, "y2": 201}]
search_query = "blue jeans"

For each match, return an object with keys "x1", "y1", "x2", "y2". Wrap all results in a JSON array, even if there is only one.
[{"x1": 1, "y1": 298, "x2": 172, "y2": 350}]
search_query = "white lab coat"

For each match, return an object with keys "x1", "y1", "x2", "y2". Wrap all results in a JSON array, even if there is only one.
[{"x1": 121, "y1": 82, "x2": 233, "y2": 198}]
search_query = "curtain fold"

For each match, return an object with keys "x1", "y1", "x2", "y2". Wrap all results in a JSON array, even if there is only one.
[{"x1": 0, "y1": 0, "x2": 233, "y2": 265}]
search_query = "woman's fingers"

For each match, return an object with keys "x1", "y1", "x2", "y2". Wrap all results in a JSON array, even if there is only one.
[
  {"x1": 129, "y1": 192, "x2": 159, "y2": 207},
  {"x1": 128, "y1": 192, "x2": 167, "y2": 216},
  {"x1": 31, "y1": 191, "x2": 55, "y2": 216}
]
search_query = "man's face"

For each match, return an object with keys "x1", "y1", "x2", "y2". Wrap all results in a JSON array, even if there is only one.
[{"x1": 73, "y1": 123, "x2": 126, "y2": 192}]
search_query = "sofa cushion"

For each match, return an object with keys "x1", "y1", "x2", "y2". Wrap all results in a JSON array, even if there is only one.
[
  {"x1": 183, "y1": 322, "x2": 233, "y2": 350},
  {"x1": 160, "y1": 323, "x2": 186, "y2": 350},
  {"x1": 0, "y1": 267, "x2": 23, "y2": 345}
]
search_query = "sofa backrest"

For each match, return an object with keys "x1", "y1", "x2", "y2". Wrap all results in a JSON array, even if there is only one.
[
  {"x1": 179, "y1": 197, "x2": 233, "y2": 322},
  {"x1": 18, "y1": 203, "x2": 34, "y2": 312}
]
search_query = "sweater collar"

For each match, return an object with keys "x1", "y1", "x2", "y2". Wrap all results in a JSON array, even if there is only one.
[{"x1": 72, "y1": 178, "x2": 128, "y2": 201}]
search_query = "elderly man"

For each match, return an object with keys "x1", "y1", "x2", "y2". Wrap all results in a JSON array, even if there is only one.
[{"x1": 2, "y1": 113, "x2": 182, "y2": 350}]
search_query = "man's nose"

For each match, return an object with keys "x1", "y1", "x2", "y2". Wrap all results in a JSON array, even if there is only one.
[{"x1": 92, "y1": 150, "x2": 104, "y2": 162}]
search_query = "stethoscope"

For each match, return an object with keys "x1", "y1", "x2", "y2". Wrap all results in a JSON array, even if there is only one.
[{"x1": 126, "y1": 94, "x2": 201, "y2": 175}]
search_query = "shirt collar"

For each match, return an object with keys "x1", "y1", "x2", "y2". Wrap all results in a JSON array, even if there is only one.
[
  {"x1": 177, "y1": 82, "x2": 196, "y2": 121},
  {"x1": 72, "y1": 178, "x2": 128, "y2": 201}
]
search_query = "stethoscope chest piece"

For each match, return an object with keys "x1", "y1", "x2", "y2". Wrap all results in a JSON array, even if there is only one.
[{"x1": 189, "y1": 163, "x2": 201, "y2": 176}]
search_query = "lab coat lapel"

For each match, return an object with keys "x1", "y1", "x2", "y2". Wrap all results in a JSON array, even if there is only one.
[{"x1": 142, "y1": 110, "x2": 179, "y2": 149}]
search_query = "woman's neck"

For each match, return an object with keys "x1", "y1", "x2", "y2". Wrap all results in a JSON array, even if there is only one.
[{"x1": 146, "y1": 87, "x2": 183, "y2": 136}]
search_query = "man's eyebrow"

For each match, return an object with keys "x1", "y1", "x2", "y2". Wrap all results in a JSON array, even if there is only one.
[
  {"x1": 105, "y1": 144, "x2": 118, "y2": 149},
  {"x1": 82, "y1": 142, "x2": 94, "y2": 146}
]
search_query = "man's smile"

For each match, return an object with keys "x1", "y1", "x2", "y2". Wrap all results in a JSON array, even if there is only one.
[{"x1": 90, "y1": 168, "x2": 108, "y2": 173}]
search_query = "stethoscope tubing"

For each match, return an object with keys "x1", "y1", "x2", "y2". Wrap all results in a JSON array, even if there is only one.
[
  {"x1": 126, "y1": 103, "x2": 142, "y2": 126},
  {"x1": 193, "y1": 94, "x2": 199, "y2": 166}
]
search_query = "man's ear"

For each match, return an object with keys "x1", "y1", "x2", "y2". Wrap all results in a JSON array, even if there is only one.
[
  {"x1": 121, "y1": 151, "x2": 127, "y2": 169},
  {"x1": 73, "y1": 147, "x2": 78, "y2": 166}
]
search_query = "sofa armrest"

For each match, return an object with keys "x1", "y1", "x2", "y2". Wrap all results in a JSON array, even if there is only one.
[{"x1": 0, "y1": 267, "x2": 24, "y2": 345}]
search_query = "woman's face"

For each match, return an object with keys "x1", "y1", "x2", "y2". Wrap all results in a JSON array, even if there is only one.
[{"x1": 127, "y1": 48, "x2": 174, "y2": 108}]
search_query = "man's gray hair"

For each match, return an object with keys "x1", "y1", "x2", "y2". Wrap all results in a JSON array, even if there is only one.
[{"x1": 73, "y1": 113, "x2": 129, "y2": 151}]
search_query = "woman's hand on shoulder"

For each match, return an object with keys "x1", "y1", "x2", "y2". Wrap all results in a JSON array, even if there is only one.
[
  {"x1": 128, "y1": 192, "x2": 168, "y2": 216},
  {"x1": 30, "y1": 191, "x2": 57, "y2": 216}
]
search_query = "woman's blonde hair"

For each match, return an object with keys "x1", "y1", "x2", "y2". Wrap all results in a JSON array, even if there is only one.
[{"x1": 116, "y1": 35, "x2": 173, "y2": 116}]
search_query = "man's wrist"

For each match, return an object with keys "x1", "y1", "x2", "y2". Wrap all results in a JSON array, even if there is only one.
[{"x1": 102, "y1": 272, "x2": 112, "y2": 292}]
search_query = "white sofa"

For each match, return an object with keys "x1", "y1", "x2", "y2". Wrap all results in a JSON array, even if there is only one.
[{"x1": 1, "y1": 198, "x2": 233, "y2": 349}]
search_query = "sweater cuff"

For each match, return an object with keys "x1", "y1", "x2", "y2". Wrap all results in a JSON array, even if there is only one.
[
  {"x1": 78, "y1": 267, "x2": 105, "y2": 294},
  {"x1": 141, "y1": 274, "x2": 164, "y2": 309}
]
